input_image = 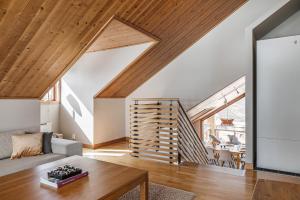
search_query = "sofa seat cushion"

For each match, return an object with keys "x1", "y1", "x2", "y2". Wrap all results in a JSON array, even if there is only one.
[{"x1": 0, "y1": 153, "x2": 65, "y2": 177}]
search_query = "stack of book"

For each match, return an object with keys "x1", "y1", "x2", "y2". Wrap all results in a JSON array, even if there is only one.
[{"x1": 40, "y1": 165, "x2": 88, "y2": 189}]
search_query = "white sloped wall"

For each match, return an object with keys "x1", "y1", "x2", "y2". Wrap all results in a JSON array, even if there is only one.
[{"x1": 60, "y1": 44, "x2": 150, "y2": 145}]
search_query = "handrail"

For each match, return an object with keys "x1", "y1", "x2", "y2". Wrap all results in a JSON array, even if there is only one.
[
  {"x1": 131, "y1": 98, "x2": 179, "y2": 101},
  {"x1": 178, "y1": 101, "x2": 208, "y2": 155}
]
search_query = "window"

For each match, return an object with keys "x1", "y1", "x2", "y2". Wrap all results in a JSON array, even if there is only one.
[
  {"x1": 202, "y1": 97, "x2": 245, "y2": 145},
  {"x1": 41, "y1": 81, "x2": 60, "y2": 102}
]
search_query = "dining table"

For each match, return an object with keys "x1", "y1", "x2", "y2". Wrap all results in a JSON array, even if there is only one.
[{"x1": 208, "y1": 144, "x2": 246, "y2": 169}]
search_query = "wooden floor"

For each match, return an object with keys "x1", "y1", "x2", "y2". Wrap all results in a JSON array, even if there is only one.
[{"x1": 83, "y1": 141, "x2": 300, "y2": 200}]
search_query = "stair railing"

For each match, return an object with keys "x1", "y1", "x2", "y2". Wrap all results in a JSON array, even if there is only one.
[{"x1": 129, "y1": 98, "x2": 208, "y2": 165}]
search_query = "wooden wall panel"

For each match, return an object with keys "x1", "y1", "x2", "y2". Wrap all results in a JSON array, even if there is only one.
[{"x1": 0, "y1": 0, "x2": 246, "y2": 98}]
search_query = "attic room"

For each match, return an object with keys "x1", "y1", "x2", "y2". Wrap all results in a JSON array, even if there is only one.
[{"x1": 0, "y1": 0, "x2": 300, "y2": 199}]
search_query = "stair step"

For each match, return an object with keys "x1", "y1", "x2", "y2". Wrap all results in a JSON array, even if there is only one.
[{"x1": 181, "y1": 161, "x2": 245, "y2": 176}]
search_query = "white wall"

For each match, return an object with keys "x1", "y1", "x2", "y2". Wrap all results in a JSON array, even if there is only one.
[
  {"x1": 60, "y1": 43, "x2": 150, "y2": 144},
  {"x1": 125, "y1": 0, "x2": 290, "y2": 163},
  {"x1": 0, "y1": 100, "x2": 40, "y2": 132},
  {"x1": 40, "y1": 103, "x2": 60, "y2": 133},
  {"x1": 94, "y1": 99, "x2": 125, "y2": 144},
  {"x1": 263, "y1": 10, "x2": 300, "y2": 39}
]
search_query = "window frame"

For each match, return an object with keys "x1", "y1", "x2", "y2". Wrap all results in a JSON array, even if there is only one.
[{"x1": 41, "y1": 80, "x2": 61, "y2": 103}]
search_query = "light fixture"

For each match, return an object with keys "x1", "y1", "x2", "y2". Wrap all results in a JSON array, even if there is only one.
[
  {"x1": 234, "y1": 86, "x2": 240, "y2": 94},
  {"x1": 223, "y1": 96, "x2": 227, "y2": 104},
  {"x1": 221, "y1": 95, "x2": 234, "y2": 126}
]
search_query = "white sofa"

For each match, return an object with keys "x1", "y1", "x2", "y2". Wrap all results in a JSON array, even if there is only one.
[{"x1": 0, "y1": 130, "x2": 82, "y2": 177}]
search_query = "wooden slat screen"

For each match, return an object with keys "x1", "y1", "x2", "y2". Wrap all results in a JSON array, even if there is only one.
[{"x1": 129, "y1": 98, "x2": 208, "y2": 165}]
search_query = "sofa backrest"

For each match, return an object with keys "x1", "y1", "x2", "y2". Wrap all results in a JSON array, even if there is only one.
[{"x1": 0, "y1": 130, "x2": 25, "y2": 159}]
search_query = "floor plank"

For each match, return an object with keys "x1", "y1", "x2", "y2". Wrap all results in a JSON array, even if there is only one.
[{"x1": 83, "y1": 141, "x2": 300, "y2": 200}]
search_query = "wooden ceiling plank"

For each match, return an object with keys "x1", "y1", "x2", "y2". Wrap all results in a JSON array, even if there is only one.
[
  {"x1": 0, "y1": 0, "x2": 49, "y2": 96},
  {"x1": 112, "y1": 0, "x2": 211, "y2": 82},
  {"x1": 37, "y1": 1, "x2": 153, "y2": 96},
  {"x1": 5, "y1": 0, "x2": 90, "y2": 96},
  {"x1": 116, "y1": 0, "x2": 141, "y2": 21},
  {"x1": 116, "y1": 0, "x2": 244, "y2": 97},
  {"x1": 0, "y1": 0, "x2": 13, "y2": 24},
  {"x1": 126, "y1": 0, "x2": 156, "y2": 23},
  {"x1": 0, "y1": 0, "x2": 44, "y2": 62},
  {"x1": 0, "y1": 0, "x2": 80, "y2": 96},
  {"x1": 0, "y1": 0, "x2": 12, "y2": 9},
  {"x1": 30, "y1": 0, "x2": 123, "y2": 97},
  {"x1": 86, "y1": 19, "x2": 154, "y2": 52},
  {"x1": 151, "y1": 1, "x2": 190, "y2": 35},
  {"x1": 143, "y1": 0, "x2": 235, "y2": 62},
  {"x1": 97, "y1": 0, "x2": 246, "y2": 98},
  {"x1": 0, "y1": 0, "x2": 246, "y2": 98},
  {"x1": 96, "y1": 0, "x2": 214, "y2": 97},
  {"x1": 0, "y1": 0, "x2": 28, "y2": 28},
  {"x1": 63, "y1": 0, "x2": 247, "y2": 98},
  {"x1": 149, "y1": 0, "x2": 244, "y2": 67},
  {"x1": 123, "y1": 0, "x2": 149, "y2": 22},
  {"x1": 95, "y1": 0, "x2": 212, "y2": 95},
  {"x1": 0, "y1": 0, "x2": 35, "y2": 67},
  {"x1": 32, "y1": 6, "x2": 124, "y2": 97},
  {"x1": 124, "y1": 2, "x2": 241, "y2": 97},
  {"x1": 11, "y1": 0, "x2": 102, "y2": 96},
  {"x1": 149, "y1": 0, "x2": 216, "y2": 36},
  {"x1": 0, "y1": 0, "x2": 58, "y2": 89},
  {"x1": 134, "y1": 1, "x2": 175, "y2": 35},
  {"x1": 130, "y1": 0, "x2": 165, "y2": 27},
  {"x1": 0, "y1": 0, "x2": 115, "y2": 97}
]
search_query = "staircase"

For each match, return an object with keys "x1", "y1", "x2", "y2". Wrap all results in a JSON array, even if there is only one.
[{"x1": 129, "y1": 98, "x2": 208, "y2": 165}]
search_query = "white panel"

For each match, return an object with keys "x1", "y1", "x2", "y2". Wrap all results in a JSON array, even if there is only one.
[
  {"x1": 257, "y1": 138, "x2": 300, "y2": 173},
  {"x1": 41, "y1": 103, "x2": 60, "y2": 132},
  {"x1": 257, "y1": 35, "x2": 300, "y2": 173},
  {"x1": 0, "y1": 100, "x2": 40, "y2": 132},
  {"x1": 94, "y1": 99, "x2": 125, "y2": 144}
]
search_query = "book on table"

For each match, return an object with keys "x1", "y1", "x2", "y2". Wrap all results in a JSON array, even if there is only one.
[{"x1": 40, "y1": 165, "x2": 88, "y2": 189}]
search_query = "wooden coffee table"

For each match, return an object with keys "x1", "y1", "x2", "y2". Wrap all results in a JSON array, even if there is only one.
[{"x1": 0, "y1": 156, "x2": 148, "y2": 200}]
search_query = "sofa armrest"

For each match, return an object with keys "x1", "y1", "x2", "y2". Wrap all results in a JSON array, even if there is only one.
[{"x1": 51, "y1": 138, "x2": 82, "y2": 156}]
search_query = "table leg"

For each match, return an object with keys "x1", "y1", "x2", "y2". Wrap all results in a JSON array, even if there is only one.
[{"x1": 140, "y1": 174, "x2": 148, "y2": 200}]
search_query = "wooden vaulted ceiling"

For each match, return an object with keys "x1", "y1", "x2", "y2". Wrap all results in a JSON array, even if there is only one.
[
  {"x1": 86, "y1": 18, "x2": 156, "y2": 52},
  {"x1": 0, "y1": 0, "x2": 246, "y2": 99}
]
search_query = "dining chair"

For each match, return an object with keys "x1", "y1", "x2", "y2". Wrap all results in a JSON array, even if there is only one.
[
  {"x1": 216, "y1": 150, "x2": 236, "y2": 168},
  {"x1": 228, "y1": 135, "x2": 241, "y2": 145},
  {"x1": 240, "y1": 153, "x2": 246, "y2": 169},
  {"x1": 206, "y1": 147, "x2": 218, "y2": 165},
  {"x1": 209, "y1": 134, "x2": 221, "y2": 147}
]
